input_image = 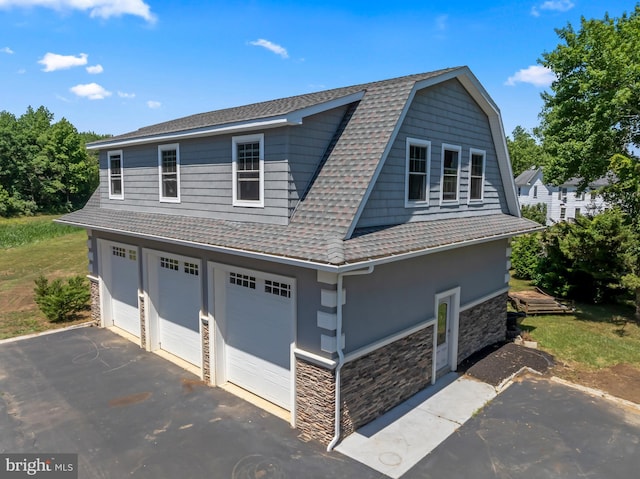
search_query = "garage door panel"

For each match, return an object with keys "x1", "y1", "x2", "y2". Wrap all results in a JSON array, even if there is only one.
[
  {"x1": 108, "y1": 244, "x2": 139, "y2": 337},
  {"x1": 156, "y1": 255, "x2": 201, "y2": 367},
  {"x1": 224, "y1": 272, "x2": 293, "y2": 410}
]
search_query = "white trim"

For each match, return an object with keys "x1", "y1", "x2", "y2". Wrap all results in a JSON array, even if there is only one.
[
  {"x1": 107, "y1": 150, "x2": 124, "y2": 200},
  {"x1": 440, "y1": 143, "x2": 462, "y2": 205},
  {"x1": 467, "y1": 148, "x2": 486, "y2": 204},
  {"x1": 404, "y1": 137, "x2": 431, "y2": 208},
  {"x1": 87, "y1": 91, "x2": 365, "y2": 151},
  {"x1": 158, "y1": 143, "x2": 181, "y2": 203},
  {"x1": 232, "y1": 133, "x2": 264, "y2": 208},
  {"x1": 293, "y1": 348, "x2": 337, "y2": 369}
]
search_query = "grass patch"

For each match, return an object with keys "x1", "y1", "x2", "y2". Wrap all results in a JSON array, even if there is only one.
[
  {"x1": 513, "y1": 276, "x2": 640, "y2": 370},
  {"x1": 0, "y1": 226, "x2": 89, "y2": 339},
  {"x1": 0, "y1": 215, "x2": 81, "y2": 249}
]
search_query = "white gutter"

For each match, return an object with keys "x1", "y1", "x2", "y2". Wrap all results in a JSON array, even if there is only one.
[{"x1": 327, "y1": 265, "x2": 375, "y2": 452}]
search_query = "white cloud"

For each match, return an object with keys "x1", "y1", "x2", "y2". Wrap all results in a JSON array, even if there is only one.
[
  {"x1": 147, "y1": 100, "x2": 161, "y2": 109},
  {"x1": 531, "y1": 0, "x2": 574, "y2": 16},
  {"x1": 118, "y1": 91, "x2": 135, "y2": 98},
  {"x1": 70, "y1": 82, "x2": 112, "y2": 100},
  {"x1": 435, "y1": 14, "x2": 448, "y2": 32},
  {"x1": 0, "y1": 0, "x2": 156, "y2": 23},
  {"x1": 505, "y1": 65, "x2": 556, "y2": 87},
  {"x1": 1, "y1": 46, "x2": 14, "y2": 54},
  {"x1": 249, "y1": 39, "x2": 289, "y2": 59},
  {"x1": 86, "y1": 64, "x2": 103, "y2": 74},
  {"x1": 39, "y1": 52, "x2": 88, "y2": 72}
]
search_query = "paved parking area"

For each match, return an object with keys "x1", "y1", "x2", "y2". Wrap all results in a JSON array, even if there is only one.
[
  {"x1": 2, "y1": 326, "x2": 640, "y2": 478},
  {"x1": 0, "y1": 327, "x2": 379, "y2": 478}
]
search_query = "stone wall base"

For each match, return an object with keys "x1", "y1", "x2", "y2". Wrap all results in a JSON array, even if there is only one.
[
  {"x1": 457, "y1": 292, "x2": 507, "y2": 363},
  {"x1": 295, "y1": 358, "x2": 336, "y2": 444},
  {"x1": 88, "y1": 276, "x2": 100, "y2": 326}
]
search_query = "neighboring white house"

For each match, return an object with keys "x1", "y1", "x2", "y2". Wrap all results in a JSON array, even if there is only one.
[{"x1": 515, "y1": 167, "x2": 609, "y2": 224}]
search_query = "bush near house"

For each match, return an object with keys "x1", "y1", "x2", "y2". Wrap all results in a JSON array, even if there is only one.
[{"x1": 33, "y1": 275, "x2": 90, "y2": 322}]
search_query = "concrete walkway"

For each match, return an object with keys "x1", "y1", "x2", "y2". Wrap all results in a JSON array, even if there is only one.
[{"x1": 336, "y1": 373, "x2": 497, "y2": 478}]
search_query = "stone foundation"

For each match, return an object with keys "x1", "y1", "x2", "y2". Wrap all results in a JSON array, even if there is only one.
[
  {"x1": 202, "y1": 320, "x2": 211, "y2": 383},
  {"x1": 295, "y1": 358, "x2": 336, "y2": 444},
  {"x1": 139, "y1": 295, "x2": 146, "y2": 348},
  {"x1": 457, "y1": 292, "x2": 507, "y2": 363},
  {"x1": 340, "y1": 326, "x2": 434, "y2": 436},
  {"x1": 88, "y1": 276, "x2": 100, "y2": 326}
]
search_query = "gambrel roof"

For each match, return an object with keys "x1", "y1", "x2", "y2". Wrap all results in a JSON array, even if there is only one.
[{"x1": 61, "y1": 67, "x2": 541, "y2": 270}]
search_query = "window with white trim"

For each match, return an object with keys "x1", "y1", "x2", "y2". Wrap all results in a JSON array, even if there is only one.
[
  {"x1": 533, "y1": 186, "x2": 538, "y2": 199},
  {"x1": 232, "y1": 134, "x2": 264, "y2": 207},
  {"x1": 405, "y1": 138, "x2": 430, "y2": 206},
  {"x1": 469, "y1": 149, "x2": 485, "y2": 202},
  {"x1": 158, "y1": 144, "x2": 180, "y2": 202},
  {"x1": 441, "y1": 145, "x2": 461, "y2": 203},
  {"x1": 108, "y1": 150, "x2": 124, "y2": 200}
]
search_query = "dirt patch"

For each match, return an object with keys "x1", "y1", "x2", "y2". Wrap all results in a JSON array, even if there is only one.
[
  {"x1": 460, "y1": 342, "x2": 555, "y2": 387},
  {"x1": 553, "y1": 362, "x2": 640, "y2": 404},
  {"x1": 109, "y1": 391, "x2": 153, "y2": 407},
  {"x1": 181, "y1": 378, "x2": 206, "y2": 394}
]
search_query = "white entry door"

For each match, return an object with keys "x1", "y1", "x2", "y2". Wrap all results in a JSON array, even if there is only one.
[
  {"x1": 154, "y1": 254, "x2": 202, "y2": 367},
  {"x1": 436, "y1": 296, "x2": 451, "y2": 371},
  {"x1": 223, "y1": 269, "x2": 294, "y2": 410}
]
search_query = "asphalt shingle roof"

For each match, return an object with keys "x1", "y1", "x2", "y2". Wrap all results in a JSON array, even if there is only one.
[{"x1": 62, "y1": 68, "x2": 541, "y2": 267}]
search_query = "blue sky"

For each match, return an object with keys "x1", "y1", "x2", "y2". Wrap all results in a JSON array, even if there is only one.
[{"x1": 0, "y1": 1, "x2": 634, "y2": 137}]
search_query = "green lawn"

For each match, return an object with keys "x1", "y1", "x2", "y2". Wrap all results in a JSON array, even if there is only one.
[
  {"x1": 513, "y1": 276, "x2": 640, "y2": 370},
  {"x1": 0, "y1": 215, "x2": 89, "y2": 339}
]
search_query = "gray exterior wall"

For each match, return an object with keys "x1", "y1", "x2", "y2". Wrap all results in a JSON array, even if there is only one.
[
  {"x1": 98, "y1": 107, "x2": 347, "y2": 225},
  {"x1": 356, "y1": 79, "x2": 509, "y2": 228},
  {"x1": 342, "y1": 239, "x2": 509, "y2": 353}
]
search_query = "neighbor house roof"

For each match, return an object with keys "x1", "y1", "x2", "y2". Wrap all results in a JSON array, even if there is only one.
[
  {"x1": 514, "y1": 166, "x2": 610, "y2": 189},
  {"x1": 60, "y1": 67, "x2": 540, "y2": 270}
]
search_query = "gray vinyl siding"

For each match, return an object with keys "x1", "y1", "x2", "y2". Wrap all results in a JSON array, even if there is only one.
[
  {"x1": 98, "y1": 107, "x2": 347, "y2": 224},
  {"x1": 342, "y1": 239, "x2": 509, "y2": 354},
  {"x1": 356, "y1": 79, "x2": 509, "y2": 228}
]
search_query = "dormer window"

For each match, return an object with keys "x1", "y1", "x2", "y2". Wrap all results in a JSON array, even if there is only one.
[
  {"x1": 158, "y1": 144, "x2": 180, "y2": 203},
  {"x1": 232, "y1": 133, "x2": 264, "y2": 207},
  {"x1": 108, "y1": 150, "x2": 124, "y2": 200},
  {"x1": 469, "y1": 149, "x2": 485, "y2": 202},
  {"x1": 405, "y1": 138, "x2": 430, "y2": 207},
  {"x1": 441, "y1": 144, "x2": 461, "y2": 203}
]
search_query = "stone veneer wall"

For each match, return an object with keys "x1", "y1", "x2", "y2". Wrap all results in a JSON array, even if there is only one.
[
  {"x1": 88, "y1": 277, "x2": 100, "y2": 326},
  {"x1": 457, "y1": 292, "x2": 507, "y2": 363},
  {"x1": 295, "y1": 358, "x2": 336, "y2": 444},
  {"x1": 340, "y1": 326, "x2": 434, "y2": 437},
  {"x1": 202, "y1": 320, "x2": 211, "y2": 383},
  {"x1": 139, "y1": 295, "x2": 146, "y2": 348}
]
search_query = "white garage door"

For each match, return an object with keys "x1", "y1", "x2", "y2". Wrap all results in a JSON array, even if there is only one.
[
  {"x1": 225, "y1": 270, "x2": 294, "y2": 410},
  {"x1": 156, "y1": 255, "x2": 201, "y2": 367},
  {"x1": 108, "y1": 244, "x2": 139, "y2": 337}
]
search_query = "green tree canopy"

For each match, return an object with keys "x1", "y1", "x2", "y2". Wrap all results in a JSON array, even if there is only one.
[
  {"x1": 506, "y1": 126, "x2": 547, "y2": 177},
  {"x1": 539, "y1": 6, "x2": 640, "y2": 189}
]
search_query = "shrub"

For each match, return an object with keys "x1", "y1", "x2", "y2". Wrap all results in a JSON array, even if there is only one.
[
  {"x1": 34, "y1": 275, "x2": 90, "y2": 322},
  {"x1": 511, "y1": 233, "x2": 542, "y2": 279},
  {"x1": 521, "y1": 203, "x2": 547, "y2": 225}
]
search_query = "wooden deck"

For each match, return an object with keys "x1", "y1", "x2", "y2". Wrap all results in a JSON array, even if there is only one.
[{"x1": 508, "y1": 288, "x2": 574, "y2": 315}]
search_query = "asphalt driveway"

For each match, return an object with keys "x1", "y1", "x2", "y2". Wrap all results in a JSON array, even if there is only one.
[
  {"x1": 1, "y1": 326, "x2": 640, "y2": 478},
  {"x1": 0, "y1": 327, "x2": 380, "y2": 478}
]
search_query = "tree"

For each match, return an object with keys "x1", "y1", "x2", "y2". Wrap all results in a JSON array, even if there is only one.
[
  {"x1": 539, "y1": 6, "x2": 640, "y2": 190},
  {"x1": 520, "y1": 203, "x2": 547, "y2": 225},
  {"x1": 506, "y1": 126, "x2": 547, "y2": 177}
]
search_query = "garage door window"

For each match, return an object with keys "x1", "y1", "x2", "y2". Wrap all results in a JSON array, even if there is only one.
[
  {"x1": 112, "y1": 246, "x2": 126, "y2": 258},
  {"x1": 229, "y1": 272, "x2": 256, "y2": 289},
  {"x1": 265, "y1": 280, "x2": 291, "y2": 298},
  {"x1": 184, "y1": 262, "x2": 199, "y2": 276},
  {"x1": 160, "y1": 257, "x2": 179, "y2": 271}
]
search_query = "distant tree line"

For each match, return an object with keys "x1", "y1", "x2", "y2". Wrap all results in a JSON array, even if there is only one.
[{"x1": 0, "y1": 106, "x2": 108, "y2": 217}]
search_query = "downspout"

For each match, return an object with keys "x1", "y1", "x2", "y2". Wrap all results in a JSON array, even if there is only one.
[{"x1": 327, "y1": 265, "x2": 375, "y2": 452}]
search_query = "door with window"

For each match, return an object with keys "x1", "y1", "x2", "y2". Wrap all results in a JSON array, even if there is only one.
[{"x1": 436, "y1": 297, "x2": 451, "y2": 371}]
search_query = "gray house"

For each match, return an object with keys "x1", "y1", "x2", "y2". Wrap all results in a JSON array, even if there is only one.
[{"x1": 59, "y1": 66, "x2": 539, "y2": 447}]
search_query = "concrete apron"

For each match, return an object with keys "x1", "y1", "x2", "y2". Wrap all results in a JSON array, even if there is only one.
[{"x1": 336, "y1": 372, "x2": 497, "y2": 478}]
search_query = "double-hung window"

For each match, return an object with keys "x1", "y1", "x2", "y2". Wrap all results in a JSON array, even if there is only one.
[
  {"x1": 232, "y1": 133, "x2": 264, "y2": 207},
  {"x1": 441, "y1": 144, "x2": 461, "y2": 203},
  {"x1": 469, "y1": 149, "x2": 485, "y2": 202},
  {"x1": 158, "y1": 144, "x2": 180, "y2": 202},
  {"x1": 405, "y1": 138, "x2": 430, "y2": 206},
  {"x1": 108, "y1": 150, "x2": 124, "y2": 200}
]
